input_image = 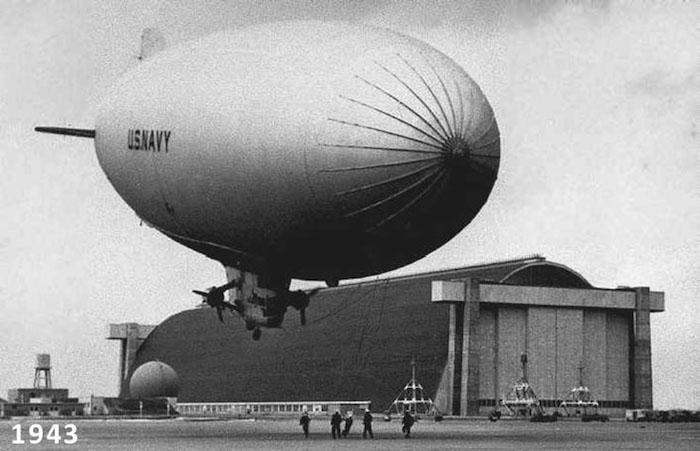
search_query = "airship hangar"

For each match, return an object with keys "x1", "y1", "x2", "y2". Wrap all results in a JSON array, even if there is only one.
[{"x1": 112, "y1": 255, "x2": 663, "y2": 417}]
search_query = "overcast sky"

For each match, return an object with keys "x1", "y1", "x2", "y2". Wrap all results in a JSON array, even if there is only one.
[{"x1": 1, "y1": 1, "x2": 698, "y2": 409}]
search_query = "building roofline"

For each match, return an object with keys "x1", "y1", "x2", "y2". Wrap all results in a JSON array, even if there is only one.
[
  {"x1": 500, "y1": 261, "x2": 592, "y2": 287},
  {"x1": 326, "y1": 254, "x2": 549, "y2": 291}
]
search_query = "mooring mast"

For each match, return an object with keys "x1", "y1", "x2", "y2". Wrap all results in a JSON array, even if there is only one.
[
  {"x1": 500, "y1": 353, "x2": 543, "y2": 416},
  {"x1": 387, "y1": 357, "x2": 438, "y2": 417},
  {"x1": 559, "y1": 361, "x2": 600, "y2": 416}
]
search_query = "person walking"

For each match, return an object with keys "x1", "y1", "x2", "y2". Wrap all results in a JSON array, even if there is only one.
[
  {"x1": 330, "y1": 410, "x2": 343, "y2": 439},
  {"x1": 401, "y1": 408, "x2": 415, "y2": 438},
  {"x1": 362, "y1": 408, "x2": 374, "y2": 438},
  {"x1": 299, "y1": 410, "x2": 310, "y2": 438},
  {"x1": 342, "y1": 411, "x2": 353, "y2": 437}
]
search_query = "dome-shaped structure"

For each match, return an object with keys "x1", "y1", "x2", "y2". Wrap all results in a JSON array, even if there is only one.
[{"x1": 129, "y1": 361, "x2": 179, "y2": 399}]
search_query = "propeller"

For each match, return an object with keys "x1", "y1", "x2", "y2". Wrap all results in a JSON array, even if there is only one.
[
  {"x1": 287, "y1": 287, "x2": 322, "y2": 326},
  {"x1": 193, "y1": 279, "x2": 241, "y2": 322}
]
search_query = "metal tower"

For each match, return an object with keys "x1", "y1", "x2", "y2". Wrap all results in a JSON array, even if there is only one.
[
  {"x1": 500, "y1": 353, "x2": 543, "y2": 416},
  {"x1": 560, "y1": 361, "x2": 601, "y2": 416},
  {"x1": 33, "y1": 353, "x2": 52, "y2": 389},
  {"x1": 387, "y1": 357, "x2": 438, "y2": 416}
]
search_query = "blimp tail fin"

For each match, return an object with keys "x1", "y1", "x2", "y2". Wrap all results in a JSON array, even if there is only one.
[
  {"x1": 138, "y1": 28, "x2": 166, "y2": 60},
  {"x1": 35, "y1": 126, "x2": 95, "y2": 138}
]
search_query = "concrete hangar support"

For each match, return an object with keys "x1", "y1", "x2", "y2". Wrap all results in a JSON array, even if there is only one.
[
  {"x1": 432, "y1": 275, "x2": 662, "y2": 415},
  {"x1": 108, "y1": 323, "x2": 156, "y2": 397},
  {"x1": 126, "y1": 256, "x2": 663, "y2": 416}
]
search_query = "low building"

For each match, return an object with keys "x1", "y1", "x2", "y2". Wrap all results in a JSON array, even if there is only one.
[
  {"x1": 177, "y1": 400, "x2": 370, "y2": 417},
  {"x1": 5, "y1": 355, "x2": 83, "y2": 417},
  {"x1": 85, "y1": 396, "x2": 172, "y2": 416},
  {"x1": 4, "y1": 392, "x2": 83, "y2": 417}
]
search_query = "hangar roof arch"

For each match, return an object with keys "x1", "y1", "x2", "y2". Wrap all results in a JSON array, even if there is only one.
[
  {"x1": 499, "y1": 261, "x2": 592, "y2": 288},
  {"x1": 343, "y1": 255, "x2": 593, "y2": 289}
]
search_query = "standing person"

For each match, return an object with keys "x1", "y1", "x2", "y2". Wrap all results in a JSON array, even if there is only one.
[
  {"x1": 401, "y1": 408, "x2": 415, "y2": 438},
  {"x1": 362, "y1": 408, "x2": 374, "y2": 439},
  {"x1": 330, "y1": 410, "x2": 342, "y2": 439},
  {"x1": 299, "y1": 410, "x2": 310, "y2": 438},
  {"x1": 342, "y1": 411, "x2": 353, "y2": 437}
]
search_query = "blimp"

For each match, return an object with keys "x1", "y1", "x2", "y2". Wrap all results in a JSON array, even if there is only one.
[{"x1": 37, "y1": 21, "x2": 500, "y2": 339}]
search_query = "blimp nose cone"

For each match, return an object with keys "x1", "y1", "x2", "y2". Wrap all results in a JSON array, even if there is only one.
[
  {"x1": 442, "y1": 134, "x2": 497, "y2": 179},
  {"x1": 298, "y1": 47, "x2": 500, "y2": 278},
  {"x1": 444, "y1": 135, "x2": 469, "y2": 156},
  {"x1": 443, "y1": 135, "x2": 471, "y2": 165},
  {"x1": 309, "y1": 50, "x2": 500, "y2": 223}
]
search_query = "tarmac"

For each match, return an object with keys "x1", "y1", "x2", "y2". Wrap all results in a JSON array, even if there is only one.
[{"x1": 1, "y1": 417, "x2": 698, "y2": 450}]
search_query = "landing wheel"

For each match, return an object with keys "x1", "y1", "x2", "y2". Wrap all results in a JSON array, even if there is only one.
[{"x1": 252, "y1": 328, "x2": 262, "y2": 341}]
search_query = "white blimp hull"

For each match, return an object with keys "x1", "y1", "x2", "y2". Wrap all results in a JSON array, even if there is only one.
[{"x1": 94, "y1": 21, "x2": 499, "y2": 281}]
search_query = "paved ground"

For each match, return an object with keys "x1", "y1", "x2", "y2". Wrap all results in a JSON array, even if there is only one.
[{"x1": 1, "y1": 417, "x2": 699, "y2": 450}]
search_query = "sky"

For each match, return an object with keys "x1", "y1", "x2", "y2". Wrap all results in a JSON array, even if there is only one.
[{"x1": 1, "y1": 0, "x2": 698, "y2": 409}]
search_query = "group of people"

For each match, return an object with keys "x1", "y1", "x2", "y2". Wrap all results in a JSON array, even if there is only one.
[
  {"x1": 329, "y1": 409, "x2": 357, "y2": 438},
  {"x1": 299, "y1": 407, "x2": 416, "y2": 439}
]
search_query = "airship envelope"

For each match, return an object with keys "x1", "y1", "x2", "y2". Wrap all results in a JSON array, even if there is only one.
[{"x1": 94, "y1": 21, "x2": 500, "y2": 281}]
